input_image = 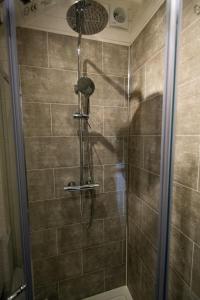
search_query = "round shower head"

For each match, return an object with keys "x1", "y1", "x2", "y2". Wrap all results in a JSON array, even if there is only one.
[
  {"x1": 77, "y1": 76, "x2": 95, "y2": 97},
  {"x1": 66, "y1": 0, "x2": 108, "y2": 35}
]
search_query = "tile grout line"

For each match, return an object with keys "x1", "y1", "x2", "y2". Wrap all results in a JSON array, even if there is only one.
[
  {"x1": 52, "y1": 168, "x2": 56, "y2": 199},
  {"x1": 189, "y1": 242, "x2": 195, "y2": 289},
  {"x1": 101, "y1": 42, "x2": 103, "y2": 73},
  {"x1": 142, "y1": 135, "x2": 145, "y2": 169},
  {"x1": 50, "y1": 103, "x2": 53, "y2": 136},
  {"x1": 102, "y1": 165, "x2": 105, "y2": 193},
  {"x1": 47, "y1": 32, "x2": 50, "y2": 68},
  {"x1": 196, "y1": 144, "x2": 200, "y2": 192},
  {"x1": 144, "y1": 61, "x2": 147, "y2": 99},
  {"x1": 23, "y1": 101, "x2": 130, "y2": 109},
  {"x1": 172, "y1": 224, "x2": 200, "y2": 250},
  {"x1": 132, "y1": 44, "x2": 165, "y2": 74},
  {"x1": 55, "y1": 227, "x2": 59, "y2": 256}
]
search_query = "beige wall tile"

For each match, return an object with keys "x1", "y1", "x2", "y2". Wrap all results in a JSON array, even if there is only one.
[
  {"x1": 88, "y1": 106, "x2": 103, "y2": 135},
  {"x1": 81, "y1": 39, "x2": 103, "y2": 74},
  {"x1": 182, "y1": 0, "x2": 200, "y2": 30},
  {"x1": 51, "y1": 104, "x2": 78, "y2": 136},
  {"x1": 29, "y1": 197, "x2": 81, "y2": 231},
  {"x1": 90, "y1": 74, "x2": 125, "y2": 107},
  {"x1": 25, "y1": 137, "x2": 80, "y2": 169},
  {"x1": 33, "y1": 251, "x2": 82, "y2": 287},
  {"x1": 142, "y1": 203, "x2": 159, "y2": 248},
  {"x1": 169, "y1": 227, "x2": 193, "y2": 285},
  {"x1": 129, "y1": 136, "x2": 144, "y2": 168},
  {"x1": 140, "y1": 232, "x2": 157, "y2": 276},
  {"x1": 27, "y1": 169, "x2": 54, "y2": 201},
  {"x1": 176, "y1": 78, "x2": 200, "y2": 135},
  {"x1": 34, "y1": 284, "x2": 59, "y2": 300},
  {"x1": 81, "y1": 220, "x2": 104, "y2": 248},
  {"x1": 145, "y1": 51, "x2": 164, "y2": 98},
  {"x1": 57, "y1": 220, "x2": 104, "y2": 253},
  {"x1": 128, "y1": 193, "x2": 142, "y2": 228},
  {"x1": 128, "y1": 217, "x2": 141, "y2": 254},
  {"x1": 168, "y1": 268, "x2": 192, "y2": 300},
  {"x1": 129, "y1": 166, "x2": 160, "y2": 211},
  {"x1": 179, "y1": 19, "x2": 200, "y2": 85},
  {"x1": 127, "y1": 246, "x2": 142, "y2": 300},
  {"x1": 102, "y1": 43, "x2": 128, "y2": 76},
  {"x1": 103, "y1": 164, "x2": 126, "y2": 192},
  {"x1": 192, "y1": 244, "x2": 200, "y2": 298},
  {"x1": 17, "y1": 28, "x2": 48, "y2": 67},
  {"x1": 48, "y1": 33, "x2": 77, "y2": 70},
  {"x1": 172, "y1": 184, "x2": 200, "y2": 245},
  {"x1": 59, "y1": 271, "x2": 104, "y2": 300},
  {"x1": 83, "y1": 242, "x2": 123, "y2": 273},
  {"x1": 141, "y1": 265, "x2": 155, "y2": 300},
  {"x1": 104, "y1": 217, "x2": 126, "y2": 242},
  {"x1": 20, "y1": 66, "x2": 77, "y2": 104},
  {"x1": 104, "y1": 107, "x2": 128, "y2": 136},
  {"x1": 82, "y1": 191, "x2": 124, "y2": 220},
  {"x1": 130, "y1": 66, "x2": 146, "y2": 102},
  {"x1": 131, "y1": 4, "x2": 165, "y2": 72},
  {"x1": 174, "y1": 136, "x2": 199, "y2": 190},
  {"x1": 91, "y1": 136, "x2": 124, "y2": 165},
  {"x1": 144, "y1": 136, "x2": 161, "y2": 175},
  {"x1": 105, "y1": 265, "x2": 126, "y2": 291},
  {"x1": 129, "y1": 94, "x2": 163, "y2": 135},
  {"x1": 31, "y1": 229, "x2": 57, "y2": 260},
  {"x1": 23, "y1": 103, "x2": 51, "y2": 137}
]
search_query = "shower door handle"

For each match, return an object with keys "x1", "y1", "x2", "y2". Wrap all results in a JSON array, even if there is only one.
[{"x1": 7, "y1": 284, "x2": 26, "y2": 300}]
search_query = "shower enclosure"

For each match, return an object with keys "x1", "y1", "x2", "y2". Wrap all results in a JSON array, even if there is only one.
[{"x1": 1, "y1": 0, "x2": 200, "y2": 299}]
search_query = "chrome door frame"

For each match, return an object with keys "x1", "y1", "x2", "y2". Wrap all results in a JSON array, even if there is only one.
[
  {"x1": 4, "y1": 0, "x2": 33, "y2": 299},
  {"x1": 156, "y1": 0, "x2": 182, "y2": 299}
]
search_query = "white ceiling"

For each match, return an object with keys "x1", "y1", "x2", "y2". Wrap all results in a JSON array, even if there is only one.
[{"x1": 15, "y1": 0, "x2": 164, "y2": 45}]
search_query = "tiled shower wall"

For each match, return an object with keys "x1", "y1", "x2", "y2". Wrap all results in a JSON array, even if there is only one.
[
  {"x1": 127, "y1": 4, "x2": 165, "y2": 300},
  {"x1": 128, "y1": 1, "x2": 200, "y2": 300},
  {"x1": 17, "y1": 28, "x2": 128, "y2": 299}
]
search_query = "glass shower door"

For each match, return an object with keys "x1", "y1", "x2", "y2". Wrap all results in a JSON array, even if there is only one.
[
  {"x1": 167, "y1": 0, "x2": 200, "y2": 299},
  {"x1": 0, "y1": 0, "x2": 32, "y2": 299},
  {"x1": 127, "y1": 1, "x2": 167, "y2": 299}
]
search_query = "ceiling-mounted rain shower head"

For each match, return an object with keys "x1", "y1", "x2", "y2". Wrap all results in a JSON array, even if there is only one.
[{"x1": 66, "y1": 0, "x2": 108, "y2": 35}]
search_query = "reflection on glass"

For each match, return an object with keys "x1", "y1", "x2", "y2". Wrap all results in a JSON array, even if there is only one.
[{"x1": 0, "y1": 13, "x2": 24, "y2": 300}]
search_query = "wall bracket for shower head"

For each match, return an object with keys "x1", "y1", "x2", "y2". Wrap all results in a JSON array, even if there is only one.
[{"x1": 73, "y1": 112, "x2": 89, "y2": 119}]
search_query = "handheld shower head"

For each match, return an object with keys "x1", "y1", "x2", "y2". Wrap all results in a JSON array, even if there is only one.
[{"x1": 76, "y1": 76, "x2": 95, "y2": 97}]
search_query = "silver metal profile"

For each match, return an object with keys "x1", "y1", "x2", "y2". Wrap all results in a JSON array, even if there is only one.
[
  {"x1": 7, "y1": 284, "x2": 27, "y2": 300},
  {"x1": 156, "y1": 0, "x2": 182, "y2": 299},
  {"x1": 4, "y1": 0, "x2": 33, "y2": 299}
]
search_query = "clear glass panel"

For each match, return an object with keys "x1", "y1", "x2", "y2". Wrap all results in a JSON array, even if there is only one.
[
  {"x1": 14, "y1": 0, "x2": 167, "y2": 299},
  {"x1": 0, "y1": 5, "x2": 25, "y2": 299},
  {"x1": 127, "y1": 1, "x2": 166, "y2": 299},
  {"x1": 168, "y1": 1, "x2": 200, "y2": 299}
]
